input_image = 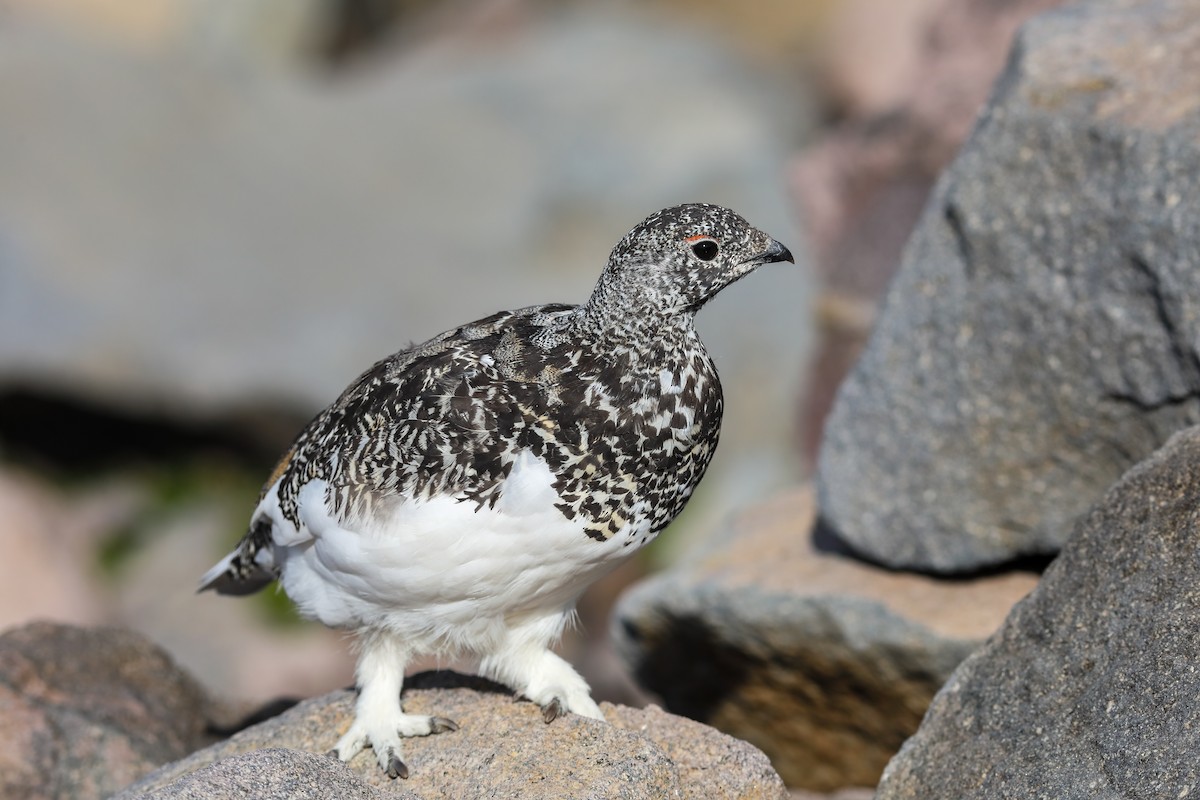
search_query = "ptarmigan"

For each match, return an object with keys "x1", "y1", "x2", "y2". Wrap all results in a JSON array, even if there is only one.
[{"x1": 200, "y1": 203, "x2": 793, "y2": 778}]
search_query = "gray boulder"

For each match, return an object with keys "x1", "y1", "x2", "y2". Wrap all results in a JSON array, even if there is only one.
[
  {"x1": 118, "y1": 672, "x2": 787, "y2": 800},
  {"x1": 816, "y1": 0, "x2": 1200, "y2": 572},
  {"x1": 0, "y1": 622, "x2": 215, "y2": 800},
  {"x1": 875, "y1": 424, "x2": 1200, "y2": 799},
  {"x1": 791, "y1": 0, "x2": 1069, "y2": 463},
  {"x1": 614, "y1": 488, "x2": 1037, "y2": 792},
  {"x1": 127, "y1": 749, "x2": 400, "y2": 800}
]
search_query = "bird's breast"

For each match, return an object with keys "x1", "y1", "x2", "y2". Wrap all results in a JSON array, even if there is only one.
[{"x1": 540, "y1": 348, "x2": 722, "y2": 545}]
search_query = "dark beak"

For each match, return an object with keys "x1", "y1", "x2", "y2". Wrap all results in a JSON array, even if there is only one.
[{"x1": 760, "y1": 238, "x2": 794, "y2": 265}]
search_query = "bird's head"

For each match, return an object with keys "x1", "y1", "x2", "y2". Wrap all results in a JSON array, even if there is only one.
[{"x1": 585, "y1": 203, "x2": 793, "y2": 329}]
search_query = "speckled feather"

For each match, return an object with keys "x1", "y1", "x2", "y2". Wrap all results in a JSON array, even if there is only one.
[
  {"x1": 203, "y1": 202, "x2": 791, "y2": 599},
  {"x1": 199, "y1": 203, "x2": 792, "y2": 778}
]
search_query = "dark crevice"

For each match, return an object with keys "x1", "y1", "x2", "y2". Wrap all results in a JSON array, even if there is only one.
[
  {"x1": 943, "y1": 199, "x2": 976, "y2": 279},
  {"x1": 317, "y1": 0, "x2": 407, "y2": 64},
  {"x1": 627, "y1": 614, "x2": 752, "y2": 723},
  {"x1": 0, "y1": 386, "x2": 309, "y2": 475},
  {"x1": 1103, "y1": 389, "x2": 1200, "y2": 415},
  {"x1": 205, "y1": 670, "x2": 512, "y2": 739},
  {"x1": 813, "y1": 513, "x2": 1056, "y2": 579},
  {"x1": 405, "y1": 669, "x2": 512, "y2": 695}
]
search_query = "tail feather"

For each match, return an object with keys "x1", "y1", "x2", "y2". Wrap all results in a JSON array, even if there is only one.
[
  {"x1": 199, "y1": 519, "x2": 277, "y2": 596},
  {"x1": 197, "y1": 549, "x2": 272, "y2": 595}
]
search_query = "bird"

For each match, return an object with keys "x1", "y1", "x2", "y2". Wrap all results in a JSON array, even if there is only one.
[{"x1": 200, "y1": 202, "x2": 793, "y2": 779}]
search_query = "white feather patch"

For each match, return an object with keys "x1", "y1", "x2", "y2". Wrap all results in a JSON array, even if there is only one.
[{"x1": 273, "y1": 450, "x2": 637, "y2": 655}]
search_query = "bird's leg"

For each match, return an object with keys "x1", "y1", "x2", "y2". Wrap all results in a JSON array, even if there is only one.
[
  {"x1": 478, "y1": 614, "x2": 604, "y2": 723},
  {"x1": 332, "y1": 630, "x2": 458, "y2": 779}
]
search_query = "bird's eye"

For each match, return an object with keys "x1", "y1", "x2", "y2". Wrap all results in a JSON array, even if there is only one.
[{"x1": 690, "y1": 239, "x2": 719, "y2": 261}]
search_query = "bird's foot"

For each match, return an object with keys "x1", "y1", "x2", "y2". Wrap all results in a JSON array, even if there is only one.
[
  {"x1": 535, "y1": 690, "x2": 603, "y2": 723},
  {"x1": 482, "y1": 636, "x2": 605, "y2": 724},
  {"x1": 541, "y1": 696, "x2": 565, "y2": 723},
  {"x1": 331, "y1": 711, "x2": 458, "y2": 779}
]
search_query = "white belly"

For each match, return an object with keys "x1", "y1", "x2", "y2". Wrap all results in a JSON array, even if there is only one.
[{"x1": 263, "y1": 450, "x2": 646, "y2": 655}]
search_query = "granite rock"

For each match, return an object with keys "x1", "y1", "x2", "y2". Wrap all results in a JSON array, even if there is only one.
[
  {"x1": 0, "y1": 622, "x2": 215, "y2": 800},
  {"x1": 816, "y1": 0, "x2": 1200, "y2": 571},
  {"x1": 875, "y1": 424, "x2": 1200, "y2": 799},
  {"x1": 118, "y1": 672, "x2": 787, "y2": 800},
  {"x1": 614, "y1": 488, "x2": 1037, "y2": 792},
  {"x1": 126, "y1": 749, "x2": 401, "y2": 800}
]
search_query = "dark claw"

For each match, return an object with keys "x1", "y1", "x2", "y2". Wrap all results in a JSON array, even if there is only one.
[
  {"x1": 430, "y1": 716, "x2": 459, "y2": 734},
  {"x1": 386, "y1": 753, "x2": 409, "y2": 780},
  {"x1": 542, "y1": 697, "x2": 565, "y2": 724}
]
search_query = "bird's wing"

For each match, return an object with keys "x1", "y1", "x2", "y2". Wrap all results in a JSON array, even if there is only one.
[{"x1": 267, "y1": 304, "x2": 580, "y2": 534}]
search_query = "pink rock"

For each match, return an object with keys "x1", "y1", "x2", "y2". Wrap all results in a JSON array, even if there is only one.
[
  {"x1": 0, "y1": 622, "x2": 215, "y2": 800},
  {"x1": 0, "y1": 471, "x2": 144, "y2": 630}
]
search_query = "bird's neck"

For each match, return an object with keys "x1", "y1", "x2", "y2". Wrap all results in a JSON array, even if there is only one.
[{"x1": 575, "y1": 270, "x2": 698, "y2": 354}]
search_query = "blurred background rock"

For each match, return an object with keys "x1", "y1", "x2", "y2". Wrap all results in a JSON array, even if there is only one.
[{"x1": 0, "y1": 0, "x2": 820, "y2": 712}]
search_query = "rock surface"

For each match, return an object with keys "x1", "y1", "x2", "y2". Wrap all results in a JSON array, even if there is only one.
[
  {"x1": 875, "y1": 425, "x2": 1200, "y2": 799},
  {"x1": 0, "y1": 622, "x2": 215, "y2": 800},
  {"x1": 613, "y1": 487, "x2": 1037, "y2": 792},
  {"x1": 816, "y1": 0, "x2": 1200, "y2": 572},
  {"x1": 792, "y1": 0, "x2": 1067, "y2": 462},
  {"x1": 118, "y1": 672, "x2": 788, "y2": 800},
  {"x1": 129, "y1": 749, "x2": 406, "y2": 800}
]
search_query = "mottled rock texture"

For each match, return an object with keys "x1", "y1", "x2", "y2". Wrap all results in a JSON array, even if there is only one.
[
  {"x1": 126, "y1": 749, "x2": 403, "y2": 800},
  {"x1": 817, "y1": 0, "x2": 1200, "y2": 572},
  {"x1": 118, "y1": 672, "x2": 787, "y2": 800},
  {"x1": 614, "y1": 488, "x2": 1036, "y2": 791},
  {"x1": 875, "y1": 425, "x2": 1200, "y2": 799},
  {"x1": 0, "y1": 622, "x2": 214, "y2": 800}
]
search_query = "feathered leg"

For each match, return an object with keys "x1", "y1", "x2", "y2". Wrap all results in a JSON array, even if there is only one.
[
  {"x1": 332, "y1": 630, "x2": 458, "y2": 779},
  {"x1": 479, "y1": 612, "x2": 604, "y2": 722}
]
